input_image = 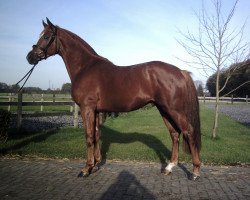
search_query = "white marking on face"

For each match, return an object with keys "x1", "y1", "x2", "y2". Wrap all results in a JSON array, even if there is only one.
[
  {"x1": 165, "y1": 162, "x2": 176, "y2": 172},
  {"x1": 39, "y1": 31, "x2": 45, "y2": 39}
]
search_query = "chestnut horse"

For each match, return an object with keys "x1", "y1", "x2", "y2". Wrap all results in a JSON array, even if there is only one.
[{"x1": 27, "y1": 18, "x2": 201, "y2": 180}]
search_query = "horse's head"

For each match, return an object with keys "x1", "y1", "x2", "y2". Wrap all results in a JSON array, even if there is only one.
[{"x1": 27, "y1": 18, "x2": 59, "y2": 65}]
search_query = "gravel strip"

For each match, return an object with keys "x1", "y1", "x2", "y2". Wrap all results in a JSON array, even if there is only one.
[
  {"x1": 206, "y1": 103, "x2": 250, "y2": 127},
  {"x1": 10, "y1": 114, "x2": 83, "y2": 132}
]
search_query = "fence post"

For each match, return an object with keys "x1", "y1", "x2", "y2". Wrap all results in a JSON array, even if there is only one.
[
  {"x1": 231, "y1": 95, "x2": 234, "y2": 104},
  {"x1": 203, "y1": 94, "x2": 206, "y2": 104},
  {"x1": 246, "y1": 95, "x2": 248, "y2": 104},
  {"x1": 70, "y1": 94, "x2": 73, "y2": 112},
  {"x1": 40, "y1": 94, "x2": 44, "y2": 112},
  {"x1": 17, "y1": 91, "x2": 23, "y2": 131},
  {"x1": 53, "y1": 93, "x2": 55, "y2": 103},
  {"x1": 8, "y1": 93, "x2": 11, "y2": 112},
  {"x1": 73, "y1": 103, "x2": 79, "y2": 128}
]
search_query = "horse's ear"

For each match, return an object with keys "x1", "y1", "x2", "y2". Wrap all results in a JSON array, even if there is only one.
[
  {"x1": 42, "y1": 20, "x2": 48, "y2": 28},
  {"x1": 46, "y1": 17, "x2": 55, "y2": 28}
]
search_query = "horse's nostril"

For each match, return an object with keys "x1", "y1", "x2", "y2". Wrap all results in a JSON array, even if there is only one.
[
  {"x1": 26, "y1": 52, "x2": 32, "y2": 62},
  {"x1": 26, "y1": 51, "x2": 36, "y2": 64}
]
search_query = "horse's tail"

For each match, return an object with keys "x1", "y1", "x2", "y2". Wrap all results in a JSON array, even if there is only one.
[{"x1": 181, "y1": 71, "x2": 201, "y2": 154}]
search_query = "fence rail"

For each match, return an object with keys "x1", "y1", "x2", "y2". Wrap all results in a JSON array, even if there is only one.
[
  {"x1": 0, "y1": 101, "x2": 73, "y2": 106},
  {"x1": 198, "y1": 95, "x2": 249, "y2": 104},
  {"x1": 0, "y1": 92, "x2": 78, "y2": 130},
  {"x1": 1, "y1": 93, "x2": 248, "y2": 107}
]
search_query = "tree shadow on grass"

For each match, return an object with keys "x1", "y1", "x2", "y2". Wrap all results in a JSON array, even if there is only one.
[
  {"x1": 0, "y1": 128, "x2": 58, "y2": 156},
  {"x1": 100, "y1": 125, "x2": 171, "y2": 167}
]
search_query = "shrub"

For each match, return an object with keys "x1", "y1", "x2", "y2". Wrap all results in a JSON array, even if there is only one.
[{"x1": 0, "y1": 109, "x2": 11, "y2": 142}]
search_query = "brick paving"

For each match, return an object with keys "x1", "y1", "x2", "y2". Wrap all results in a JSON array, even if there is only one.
[{"x1": 0, "y1": 157, "x2": 249, "y2": 200}]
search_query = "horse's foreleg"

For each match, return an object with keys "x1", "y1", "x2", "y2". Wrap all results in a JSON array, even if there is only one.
[
  {"x1": 92, "y1": 113, "x2": 102, "y2": 173},
  {"x1": 161, "y1": 116, "x2": 180, "y2": 175},
  {"x1": 78, "y1": 106, "x2": 95, "y2": 177}
]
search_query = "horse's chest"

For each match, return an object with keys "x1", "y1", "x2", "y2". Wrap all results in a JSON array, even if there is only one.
[{"x1": 71, "y1": 81, "x2": 99, "y2": 105}]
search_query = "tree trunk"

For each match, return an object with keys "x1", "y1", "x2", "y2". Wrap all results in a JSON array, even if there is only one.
[
  {"x1": 212, "y1": 97, "x2": 219, "y2": 139},
  {"x1": 212, "y1": 71, "x2": 220, "y2": 139}
]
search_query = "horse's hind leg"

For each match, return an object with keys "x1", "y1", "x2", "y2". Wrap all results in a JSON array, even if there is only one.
[
  {"x1": 161, "y1": 116, "x2": 180, "y2": 175},
  {"x1": 169, "y1": 111, "x2": 201, "y2": 180},
  {"x1": 183, "y1": 132, "x2": 201, "y2": 180}
]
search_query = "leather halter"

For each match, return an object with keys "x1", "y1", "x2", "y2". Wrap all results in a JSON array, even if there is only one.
[
  {"x1": 33, "y1": 27, "x2": 58, "y2": 59},
  {"x1": 15, "y1": 27, "x2": 58, "y2": 92}
]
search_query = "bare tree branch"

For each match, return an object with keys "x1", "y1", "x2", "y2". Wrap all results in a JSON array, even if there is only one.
[
  {"x1": 221, "y1": 81, "x2": 250, "y2": 97},
  {"x1": 176, "y1": 0, "x2": 249, "y2": 138}
]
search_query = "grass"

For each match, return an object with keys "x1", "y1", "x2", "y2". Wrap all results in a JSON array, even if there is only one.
[
  {"x1": 199, "y1": 105, "x2": 250, "y2": 165},
  {"x1": 0, "y1": 105, "x2": 249, "y2": 165},
  {"x1": 0, "y1": 105, "x2": 72, "y2": 113}
]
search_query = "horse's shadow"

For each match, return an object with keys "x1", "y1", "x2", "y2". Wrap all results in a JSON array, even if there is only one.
[
  {"x1": 99, "y1": 125, "x2": 171, "y2": 167},
  {"x1": 99, "y1": 125, "x2": 193, "y2": 179}
]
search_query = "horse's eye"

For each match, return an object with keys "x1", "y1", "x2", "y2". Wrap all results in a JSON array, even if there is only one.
[{"x1": 43, "y1": 35, "x2": 49, "y2": 40}]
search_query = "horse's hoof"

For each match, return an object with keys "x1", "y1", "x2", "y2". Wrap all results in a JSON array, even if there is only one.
[
  {"x1": 192, "y1": 174, "x2": 200, "y2": 181},
  {"x1": 77, "y1": 170, "x2": 89, "y2": 178},
  {"x1": 161, "y1": 169, "x2": 172, "y2": 176}
]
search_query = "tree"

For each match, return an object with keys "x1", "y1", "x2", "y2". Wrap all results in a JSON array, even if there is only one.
[
  {"x1": 9, "y1": 84, "x2": 20, "y2": 92},
  {"x1": 194, "y1": 80, "x2": 204, "y2": 96},
  {"x1": 23, "y1": 87, "x2": 42, "y2": 93},
  {"x1": 207, "y1": 59, "x2": 250, "y2": 97},
  {"x1": 177, "y1": 0, "x2": 250, "y2": 138},
  {"x1": 0, "y1": 82, "x2": 9, "y2": 92},
  {"x1": 61, "y1": 83, "x2": 71, "y2": 93},
  {"x1": 197, "y1": 84, "x2": 204, "y2": 96},
  {"x1": 194, "y1": 80, "x2": 203, "y2": 89}
]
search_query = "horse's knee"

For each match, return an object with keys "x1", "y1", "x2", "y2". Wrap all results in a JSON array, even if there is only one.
[{"x1": 86, "y1": 136, "x2": 94, "y2": 147}]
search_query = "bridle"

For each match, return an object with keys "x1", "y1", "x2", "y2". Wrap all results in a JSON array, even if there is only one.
[
  {"x1": 32, "y1": 26, "x2": 58, "y2": 59},
  {"x1": 16, "y1": 27, "x2": 58, "y2": 92}
]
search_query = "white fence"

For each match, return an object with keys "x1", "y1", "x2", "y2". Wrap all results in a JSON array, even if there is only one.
[
  {"x1": 198, "y1": 95, "x2": 249, "y2": 104},
  {"x1": 0, "y1": 92, "x2": 79, "y2": 130}
]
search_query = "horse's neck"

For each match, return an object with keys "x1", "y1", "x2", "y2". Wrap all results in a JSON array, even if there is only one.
[
  {"x1": 62, "y1": 28, "x2": 99, "y2": 56},
  {"x1": 57, "y1": 28, "x2": 100, "y2": 81}
]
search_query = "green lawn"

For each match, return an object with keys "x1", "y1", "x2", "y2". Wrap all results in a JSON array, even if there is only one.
[
  {"x1": 0, "y1": 105, "x2": 72, "y2": 113},
  {"x1": 1, "y1": 105, "x2": 249, "y2": 165}
]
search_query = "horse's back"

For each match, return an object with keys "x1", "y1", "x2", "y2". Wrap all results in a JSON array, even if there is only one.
[{"x1": 94, "y1": 61, "x2": 187, "y2": 112}]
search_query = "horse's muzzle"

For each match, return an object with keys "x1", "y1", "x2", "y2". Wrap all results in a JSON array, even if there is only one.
[{"x1": 26, "y1": 51, "x2": 40, "y2": 65}]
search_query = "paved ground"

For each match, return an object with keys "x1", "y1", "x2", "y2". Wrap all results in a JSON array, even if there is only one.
[{"x1": 0, "y1": 157, "x2": 249, "y2": 200}]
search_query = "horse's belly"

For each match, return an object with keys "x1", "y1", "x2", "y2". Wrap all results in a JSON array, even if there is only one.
[{"x1": 97, "y1": 91, "x2": 152, "y2": 112}]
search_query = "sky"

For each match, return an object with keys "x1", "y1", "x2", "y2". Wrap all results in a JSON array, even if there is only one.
[{"x1": 0, "y1": 0, "x2": 249, "y2": 90}]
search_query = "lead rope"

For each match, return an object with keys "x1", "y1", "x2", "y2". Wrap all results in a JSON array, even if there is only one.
[{"x1": 15, "y1": 64, "x2": 37, "y2": 93}]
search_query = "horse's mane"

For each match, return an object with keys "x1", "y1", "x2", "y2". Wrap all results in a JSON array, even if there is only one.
[{"x1": 59, "y1": 27, "x2": 111, "y2": 62}]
